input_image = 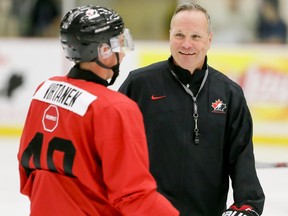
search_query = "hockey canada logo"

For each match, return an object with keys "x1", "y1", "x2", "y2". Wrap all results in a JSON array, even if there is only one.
[
  {"x1": 211, "y1": 99, "x2": 227, "y2": 114},
  {"x1": 86, "y1": 9, "x2": 100, "y2": 20}
]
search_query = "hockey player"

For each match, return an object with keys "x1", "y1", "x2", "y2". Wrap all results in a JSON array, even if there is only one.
[
  {"x1": 118, "y1": 2, "x2": 265, "y2": 216},
  {"x1": 17, "y1": 5, "x2": 179, "y2": 216}
]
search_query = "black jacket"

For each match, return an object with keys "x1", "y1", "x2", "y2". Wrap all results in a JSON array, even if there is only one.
[{"x1": 118, "y1": 57, "x2": 265, "y2": 216}]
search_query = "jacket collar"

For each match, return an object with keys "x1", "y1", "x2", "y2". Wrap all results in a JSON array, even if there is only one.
[
  {"x1": 168, "y1": 56, "x2": 208, "y2": 94},
  {"x1": 67, "y1": 64, "x2": 109, "y2": 87}
]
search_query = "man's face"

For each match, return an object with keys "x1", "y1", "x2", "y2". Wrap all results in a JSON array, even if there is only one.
[{"x1": 169, "y1": 10, "x2": 213, "y2": 72}]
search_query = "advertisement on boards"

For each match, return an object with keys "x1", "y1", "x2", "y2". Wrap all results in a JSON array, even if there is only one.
[{"x1": 0, "y1": 40, "x2": 287, "y2": 146}]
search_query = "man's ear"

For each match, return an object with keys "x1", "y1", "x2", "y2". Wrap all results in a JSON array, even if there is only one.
[{"x1": 98, "y1": 43, "x2": 113, "y2": 59}]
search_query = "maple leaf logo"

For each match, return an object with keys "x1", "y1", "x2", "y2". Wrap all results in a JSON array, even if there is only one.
[{"x1": 211, "y1": 99, "x2": 227, "y2": 113}]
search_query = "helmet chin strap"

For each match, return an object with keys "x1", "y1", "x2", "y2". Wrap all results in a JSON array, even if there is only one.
[{"x1": 94, "y1": 53, "x2": 120, "y2": 86}]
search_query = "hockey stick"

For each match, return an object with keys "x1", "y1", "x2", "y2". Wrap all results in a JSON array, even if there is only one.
[{"x1": 256, "y1": 162, "x2": 288, "y2": 168}]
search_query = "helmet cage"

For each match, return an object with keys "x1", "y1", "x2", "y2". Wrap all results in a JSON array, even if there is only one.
[
  {"x1": 60, "y1": 5, "x2": 127, "y2": 62},
  {"x1": 109, "y1": 28, "x2": 134, "y2": 53}
]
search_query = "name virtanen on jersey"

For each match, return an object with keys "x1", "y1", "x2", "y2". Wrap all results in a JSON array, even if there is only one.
[{"x1": 33, "y1": 80, "x2": 97, "y2": 116}]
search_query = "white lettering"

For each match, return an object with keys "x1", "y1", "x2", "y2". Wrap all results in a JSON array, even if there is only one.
[{"x1": 46, "y1": 114, "x2": 57, "y2": 121}]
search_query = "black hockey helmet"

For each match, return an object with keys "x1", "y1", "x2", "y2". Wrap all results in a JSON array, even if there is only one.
[{"x1": 60, "y1": 5, "x2": 132, "y2": 63}]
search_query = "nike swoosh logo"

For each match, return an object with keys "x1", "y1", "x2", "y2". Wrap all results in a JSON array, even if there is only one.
[{"x1": 151, "y1": 95, "x2": 166, "y2": 100}]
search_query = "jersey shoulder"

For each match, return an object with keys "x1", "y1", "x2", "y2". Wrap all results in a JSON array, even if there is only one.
[{"x1": 35, "y1": 76, "x2": 138, "y2": 116}]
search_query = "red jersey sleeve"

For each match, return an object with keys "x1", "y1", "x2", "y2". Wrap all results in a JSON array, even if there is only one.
[{"x1": 94, "y1": 100, "x2": 178, "y2": 216}]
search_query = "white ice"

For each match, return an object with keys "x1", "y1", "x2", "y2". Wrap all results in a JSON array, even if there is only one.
[{"x1": 1, "y1": 137, "x2": 287, "y2": 215}]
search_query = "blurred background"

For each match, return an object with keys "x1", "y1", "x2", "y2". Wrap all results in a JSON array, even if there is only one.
[
  {"x1": 0, "y1": 0, "x2": 287, "y2": 215},
  {"x1": 0, "y1": 0, "x2": 287, "y2": 43},
  {"x1": 1, "y1": 0, "x2": 287, "y2": 145}
]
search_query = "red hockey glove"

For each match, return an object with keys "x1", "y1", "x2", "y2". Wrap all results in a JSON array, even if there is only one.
[{"x1": 222, "y1": 204, "x2": 260, "y2": 216}]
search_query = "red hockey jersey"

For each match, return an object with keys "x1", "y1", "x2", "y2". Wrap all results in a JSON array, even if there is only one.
[{"x1": 18, "y1": 69, "x2": 178, "y2": 216}]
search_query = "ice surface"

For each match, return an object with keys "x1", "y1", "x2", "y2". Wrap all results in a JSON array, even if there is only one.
[{"x1": 1, "y1": 137, "x2": 287, "y2": 215}]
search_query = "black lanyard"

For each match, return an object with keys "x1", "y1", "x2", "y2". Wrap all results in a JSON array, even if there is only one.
[{"x1": 170, "y1": 68, "x2": 209, "y2": 144}]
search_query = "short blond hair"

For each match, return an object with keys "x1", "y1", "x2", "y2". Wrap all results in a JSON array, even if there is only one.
[{"x1": 171, "y1": 2, "x2": 212, "y2": 33}]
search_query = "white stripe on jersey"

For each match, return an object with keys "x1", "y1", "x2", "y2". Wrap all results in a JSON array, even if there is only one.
[{"x1": 33, "y1": 80, "x2": 97, "y2": 116}]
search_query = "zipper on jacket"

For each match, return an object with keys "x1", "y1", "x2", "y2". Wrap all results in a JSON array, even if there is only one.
[{"x1": 169, "y1": 68, "x2": 208, "y2": 144}]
